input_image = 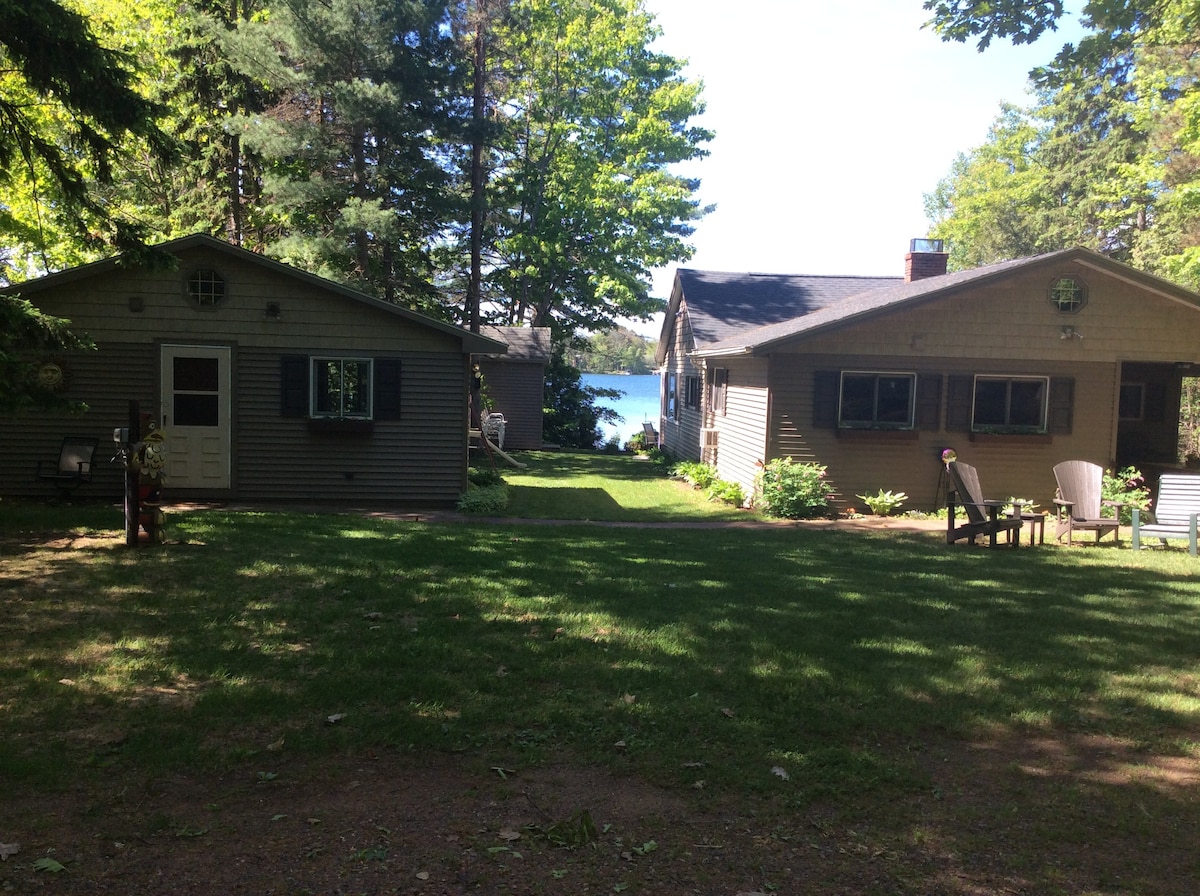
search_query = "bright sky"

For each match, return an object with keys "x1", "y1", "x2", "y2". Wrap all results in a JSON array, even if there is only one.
[{"x1": 631, "y1": 0, "x2": 1085, "y2": 336}]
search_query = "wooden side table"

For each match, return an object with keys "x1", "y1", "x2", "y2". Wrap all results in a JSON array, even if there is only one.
[{"x1": 1021, "y1": 513, "x2": 1046, "y2": 546}]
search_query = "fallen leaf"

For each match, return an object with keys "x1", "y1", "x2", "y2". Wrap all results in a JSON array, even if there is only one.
[
  {"x1": 326, "y1": 713, "x2": 346, "y2": 725},
  {"x1": 415, "y1": 871, "x2": 430, "y2": 880},
  {"x1": 498, "y1": 828, "x2": 521, "y2": 841},
  {"x1": 34, "y1": 857, "x2": 65, "y2": 873},
  {"x1": 621, "y1": 693, "x2": 636, "y2": 704},
  {"x1": 0, "y1": 843, "x2": 17, "y2": 861},
  {"x1": 771, "y1": 766, "x2": 790, "y2": 781},
  {"x1": 720, "y1": 707, "x2": 735, "y2": 718},
  {"x1": 266, "y1": 737, "x2": 284, "y2": 752}
]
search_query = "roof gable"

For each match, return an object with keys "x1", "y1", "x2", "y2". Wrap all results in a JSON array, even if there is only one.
[
  {"x1": 5, "y1": 233, "x2": 506, "y2": 354},
  {"x1": 678, "y1": 248, "x2": 1200, "y2": 359}
]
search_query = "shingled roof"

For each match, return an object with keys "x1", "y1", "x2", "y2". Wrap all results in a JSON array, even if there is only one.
[
  {"x1": 673, "y1": 269, "x2": 901, "y2": 348},
  {"x1": 669, "y1": 248, "x2": 1200, "y2": 360},
  {"x1": 479, "y1": 326, "x2": 552, "y2": 362}
]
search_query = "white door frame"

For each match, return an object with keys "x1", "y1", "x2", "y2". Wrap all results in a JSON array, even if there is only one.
[{"x1": 160, "y1": 344, "x2": 232, "y2": 490}]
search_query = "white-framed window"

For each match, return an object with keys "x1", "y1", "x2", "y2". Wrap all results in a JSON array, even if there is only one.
[
  {"x1": 684, "y1": 375, "x2": 701, "y2": 410},
  {"x1": 838, "y1": 371, "x2": 915, "y2": 428},
  {"x1": 666, "y1": 372, "x2": 678, "y2": 421},
  {"x1": 1049, "y1": 276, "x2": 1086, "y2": 313},
  {"x1": 312, "y1": 357, "x2": 373, "y2": 419},
  {"x1": 187, "y1": 269, "x2": 226, "y2": 308},
  {"x1": 972, "y1": 375, "x2": 1049, "y2": 433}
]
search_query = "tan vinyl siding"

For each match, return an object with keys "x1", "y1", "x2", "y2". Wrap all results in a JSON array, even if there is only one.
[
  {"x1": 768, "y1": 355, "x2": 1116, "y2": 512},
  {"x1": 802, "y1": 262, "x2": 1200, "y2": 364}
]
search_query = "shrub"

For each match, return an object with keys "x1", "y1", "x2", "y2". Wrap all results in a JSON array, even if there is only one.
[
  {"x1": 856, "y1": 489, "x2": 908, "y2": 516},
  {"x1": 758, "y1": 458, "x2": 834, "y2": 519},
  {"x1": 1102, "y1": 466, "x2": 1151, "y2": 524},
  {"x1": 468, "y1": 467, "x2": 505, "y2": 488},
  {"x1": 456, "y1": 483, "x2": 509, "y2": 514},
  {"x1": 706, "y1": 479, "x2": 745, "y2": 507},
  {"x1": 671, "y1": 460, "x2": 718, "y2": 490},
  {"x1": 624, "y1": 431, "x2": 650, "y2": 453}
]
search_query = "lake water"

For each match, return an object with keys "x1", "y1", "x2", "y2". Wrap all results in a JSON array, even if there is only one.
[{"x1": 581, "y1": 372, "x2": 660, "y2": 445}]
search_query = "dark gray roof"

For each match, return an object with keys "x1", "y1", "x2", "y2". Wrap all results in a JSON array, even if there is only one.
[
  {"x1": 479, "y1": 326, "x2": 552, "y2": 362},
  {"x1": 682, "y1": 247, "x2": 1200, "y2": 358},
  {"x1": 676, "y1": 269, "x2": 901, "y2": 347}
]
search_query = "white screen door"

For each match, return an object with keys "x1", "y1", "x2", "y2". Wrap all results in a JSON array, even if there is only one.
[{"x1": 160, "y1": 345, "x2": 231, "y2": 489}]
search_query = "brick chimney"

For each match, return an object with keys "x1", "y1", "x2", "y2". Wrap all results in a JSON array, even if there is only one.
[{"x1": 905, "y1": 238, "x2": 948, "y2": 282}]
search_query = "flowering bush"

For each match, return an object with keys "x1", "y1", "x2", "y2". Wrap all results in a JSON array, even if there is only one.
[
  {"x1": 1101, "y1": 466, "x2": 1151, "y2": 524},
  {"x1": 757, "y1": 458, "x2": 834, "y2": 519}
]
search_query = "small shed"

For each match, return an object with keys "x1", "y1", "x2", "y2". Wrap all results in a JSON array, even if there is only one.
[
  {"x1": 0, "y1": 234, "x2": 505, "y2": 506},
  {"x1": 475, "y1": 326, "x2": 551, "y2": 450}
]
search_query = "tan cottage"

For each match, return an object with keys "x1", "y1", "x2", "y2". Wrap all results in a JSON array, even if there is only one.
[
  {"x1": 656, "y1": 241, "x2": 1200, "y2": 511},
  {"x1": 1, "y1": 234, "x2": 505, "y2": 506}
]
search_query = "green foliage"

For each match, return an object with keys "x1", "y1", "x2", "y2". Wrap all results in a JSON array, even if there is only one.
[
  {"x1": 0, "y1": 296, "x2": 94, "y2": 415},
  {"x1": 624, "y1": 430, "x2": 650, "y2": 453},
  {"x1": 456, "y1": 482, "x2": 509, "y2": 514},
  {"x1": 671, "y1": 460, "x2": 717, "y2": 490},
  {"x1": 0, "y1": 0, "x2": 171, "y2": 253},
  {"x1": 706, "y1": 478, "x2": 745, "y2": 507},
  {"x1": 484, "y1": 0, "x2": 712, "y2": 336},
  {"x1": 757, "y1": 458, "x2": 834, "y2": 520},
  {"x1": 1102, "y1": 466, "x2": 1152, "y2": 525},
  {"x1": 574, "y1": 327, "x2": 657, "y2": 374},
  {"x1": 855, "y1": 489, "x2": 908, "y2": 516},
  {"x1": 666, "y1": 460, "x2": 742, "y2": 506},
  {"x1": 229, "y1": 0, "x2": 457, "y2": 306},
  {"x1": 541, "y1": 346, "x2": 622, "y2": 448},
  {"x1": 468, "y1": 466, "x2": 506, "y2": 488}
]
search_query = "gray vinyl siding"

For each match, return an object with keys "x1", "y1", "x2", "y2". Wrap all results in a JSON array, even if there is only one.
[
  {"x1": 2, "y1": 241, "x2": 478, "y2": 506},
  {"x1": 0, "y1": 342, "x2": 155, "y2": 499},
  {"x1": 236, "y1": 349, "x2": 468, "y2": 504},
  {"x1": 708, "y1": 358, "x2": 769, "y2": 502},
  {"x1": 661, "y1": 301, "x2": 701, "y2": 460},
  {"x1": 475, "y1": 359, "x2": 544, "y2": 449}
]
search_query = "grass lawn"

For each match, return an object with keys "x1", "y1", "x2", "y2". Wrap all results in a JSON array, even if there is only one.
[
  {"x1": 2, "y1": 452, "x2": 1200, "y2": 893},
  {"x1": 498, "y1": 450, "x2": 762, "y2": 521}
]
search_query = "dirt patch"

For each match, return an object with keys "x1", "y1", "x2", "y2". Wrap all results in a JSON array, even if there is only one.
[{"x1": 3, "y1": 733, "x2": 1197, "y2": 895}]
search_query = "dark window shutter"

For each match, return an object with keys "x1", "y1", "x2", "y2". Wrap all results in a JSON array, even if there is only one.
[
  {"x1": 281, "y1": 355, "x2": 308, "y2": 417},
  {"x1": 813, "y1": 370, "x2": 838, "y2": 428},
  {"x1": 374, "y1": 358, "x2": 402, "y2": 420},
  {"x1": 1048, "y1": 377, "x2": 1074, "y2": 434},
  {"x1": 945, "y1": 375, "x2": 973, "y2": 432},
  {"x1": 915, "y1": 374, "x2": 942, "y2": 430}
]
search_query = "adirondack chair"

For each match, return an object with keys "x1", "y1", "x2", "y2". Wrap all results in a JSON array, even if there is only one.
[
  {"x1": 1131, "y1": 473, "x2": 1200, "y2": 556},
  {"x1": 946, "y1": 461, "x2": 1023, "y2": 547},
  {"x1": 36, "y1": 436, "x2": 98, "y2": 499},
  {"x1": 642, "y1": 421, "x2": 659, "y2": 446},
  {"x1": 1053, "y1": 460, "x2": 1121, "y2": 545}
]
